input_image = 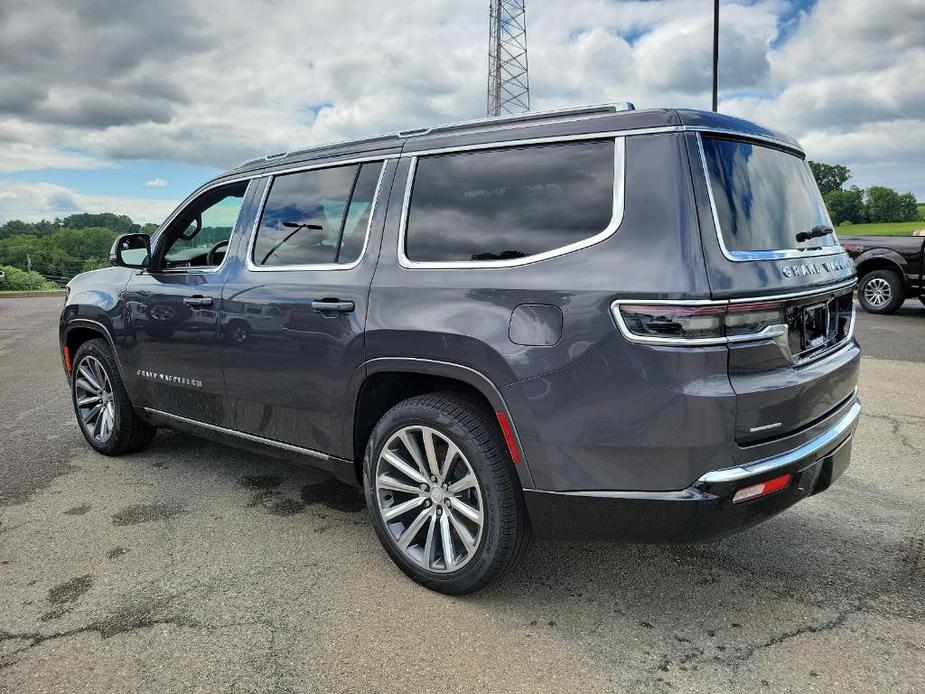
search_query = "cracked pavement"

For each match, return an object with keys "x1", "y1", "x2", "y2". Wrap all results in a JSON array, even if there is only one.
[{"x1": 1, "y1": 296, "x2": 923, "y2": 693}]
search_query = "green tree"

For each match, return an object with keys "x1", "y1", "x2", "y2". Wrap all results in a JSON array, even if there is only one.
[
  {"x1": 865, "y1": 186, "x2": 905, "y2": 223},
  {"x1": 0, "y1": 234, "x2": 45, "y2": 270},
  {"x1": 62, "y1": 213, "x2": 138, "y2": 235},
  {"x1": 0, "y1": 220, "x2": 32, "y2": 240},
  {"x1": 897, "y1": 192, "x2": 919, "y2": 222},
  {"x1": 808, "y1": 161, "x2": 851, "y2": 196},
  {"x1": 824, "y1": 186, "x2": 865, "y2": 225}
]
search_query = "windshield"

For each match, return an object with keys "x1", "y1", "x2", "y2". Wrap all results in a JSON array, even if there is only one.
[{"x1": 701, "y1": 136, "x2": 837, "y2": 254}]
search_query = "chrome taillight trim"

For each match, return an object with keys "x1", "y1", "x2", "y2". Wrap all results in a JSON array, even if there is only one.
[{"x1": 610, "y1": 280, "x2": 856, "y2": 347}]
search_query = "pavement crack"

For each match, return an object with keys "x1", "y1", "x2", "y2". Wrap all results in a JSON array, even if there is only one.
[
  {"x1": 727, "y1": 603, "x2": 864, "y2": 663},
  {"x1": 861, "y1": 412, "x2": 924, "y2": 454}
]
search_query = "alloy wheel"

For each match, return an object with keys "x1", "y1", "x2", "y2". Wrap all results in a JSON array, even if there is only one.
[
  {"x1": 74, "y1": 355, "x2": 116, "y2": 443},
  {"x1": 375, "y1": 425, "x2": 484, "y2": 573},
  {"x1": 863, "y1": 277, "x2": 891, "y2": 308}
]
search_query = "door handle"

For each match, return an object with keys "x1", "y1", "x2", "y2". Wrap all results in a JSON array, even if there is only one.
[
  {"x1": 183, "y1": 296, "x2": 213, "y2": 307},
  {"x1": 311, "y1": 299, "x2": 355, "y2": 314}
]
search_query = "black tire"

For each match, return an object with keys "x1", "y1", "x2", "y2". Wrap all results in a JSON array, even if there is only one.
[
  {"x1": 224, "y1": 320, "x2": 250, "y2": 345},
  {"x1": 71, "y1": 338, "x2": 156, "y2": 455},
  {"x1": 363, "y1": 391, "x2": 532, "y2": 594},
  {"x1": 858, "y1": 269, "x2": 904, "y2": 314}
]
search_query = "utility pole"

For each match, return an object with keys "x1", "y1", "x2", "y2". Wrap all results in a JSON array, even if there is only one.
[
  {"x1": 712, "y1": 0, "x2": 719, "y2": 112},
  {"x1": 487, "y1": 0, "x2": 530, "y2": 117},
  {"x1": 27, "y1": 253, "x2": 33, "y2": 290}
]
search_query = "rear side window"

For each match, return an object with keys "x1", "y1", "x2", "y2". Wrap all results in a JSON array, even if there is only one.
[
  {"x1": 701, "y1": 137, "x2": 836, "y2": 254},
  {"x1": 253, "y1": 161, "x2": 382, "y2": 267},
  {"x1": 404, "y1": 140, "x2": 617, "y2": 263}
]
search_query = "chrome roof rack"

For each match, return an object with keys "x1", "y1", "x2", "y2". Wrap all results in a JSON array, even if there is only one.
[
  {"x1": 234, "y1": 101, "x2": 635, "y2": 169},
  {"x1": 396, "y1": 101, "x2": 636, "y2": 139}
]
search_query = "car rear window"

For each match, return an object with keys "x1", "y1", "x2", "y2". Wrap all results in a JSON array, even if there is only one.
[
  {"x1": 701, "y1": 137, "x2": 837, "y2": 254},
  {"x1": 404, "y1": 140, "x2": 616, "y2": 263}
]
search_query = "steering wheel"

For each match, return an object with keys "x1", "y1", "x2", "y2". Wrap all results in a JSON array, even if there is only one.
[{"x1": 207, "y1": 239, "x2": 229, "y2": 266}]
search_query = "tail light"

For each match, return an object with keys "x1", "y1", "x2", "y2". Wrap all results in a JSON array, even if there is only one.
[{"x1": 614, "y1": 301, "x2": 786, "y2": 345}]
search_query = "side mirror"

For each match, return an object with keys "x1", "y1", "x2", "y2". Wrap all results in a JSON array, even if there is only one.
[{"x1": 110, "y1": 233, "x2": 151, "y2": 269}]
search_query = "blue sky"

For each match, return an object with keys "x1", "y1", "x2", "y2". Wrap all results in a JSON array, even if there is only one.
[
  {"x1": 0, "y1": 0, "x2": 922, "y2": 224},
  {"x1": 0, "y1": 160, "x2": 219, "y2": 201}
]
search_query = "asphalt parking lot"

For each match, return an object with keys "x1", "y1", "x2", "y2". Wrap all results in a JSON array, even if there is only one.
[{"x1": 1, "y1": 296, "x2": 923, "y2": 693}]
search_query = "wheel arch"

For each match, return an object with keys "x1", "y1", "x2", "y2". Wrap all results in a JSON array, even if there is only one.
[
  {"x1": 62, "y1": 319, "x2": 127, "y2": 383},
  {"x1": 345, "y1": 358, "x2": 534, "y2": 488},
  {"x1": 854, "y1": 250, "x2": 907, "y2": 284}
]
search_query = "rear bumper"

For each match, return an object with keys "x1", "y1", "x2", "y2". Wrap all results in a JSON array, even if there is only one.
[{"x1": 524, "y1": 399, "x2": 860, "y2": 542}]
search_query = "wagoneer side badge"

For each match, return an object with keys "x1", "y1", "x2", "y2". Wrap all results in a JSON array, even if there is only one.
[{"x1": 781, "y1": 259, "x2": 850, "y2": 278}]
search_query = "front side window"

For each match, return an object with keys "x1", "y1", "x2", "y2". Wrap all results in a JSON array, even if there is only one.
[
  {"x1": 701, "y1": 137, "x2": 837, "y2": 254},
  {"x1": 160, "y1": 182, "x2": 247, "y2": 268},
  {"x1": 252, "y1": 161, "x2": 382, "y2": 267},
  {"x1": 404, "y1": 139, "x2": 616, "y2": 263}
]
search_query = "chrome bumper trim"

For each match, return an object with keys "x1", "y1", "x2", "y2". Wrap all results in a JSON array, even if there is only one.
[{"x1": 697, "y1": 399, "x2": 862, "y2": 484}]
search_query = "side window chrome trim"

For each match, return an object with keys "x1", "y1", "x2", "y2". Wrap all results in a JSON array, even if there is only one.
[
  {"x1": 244, "y1": 160, "x2": 388, "y2": 273},
  {"x1": 150, "y1": 179, "x2": 256, "y2": 276},
  {"x1": 397, "y1": 137, "x2": 626, "y2": 270},
  {"x1": 695, "y1": 133, "x2": 845, "y2": 263}
]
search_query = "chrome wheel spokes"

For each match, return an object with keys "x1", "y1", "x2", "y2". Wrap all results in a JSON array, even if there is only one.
[
  {"x1": 863, "y1": 277, "x2": 891, "y2": 308},
  {"x1": 74, "y1": 355, "x2": 115, "y2": 443},
  {"x1": 375, "y1": 425, "x2": 484, "y2": 573}
]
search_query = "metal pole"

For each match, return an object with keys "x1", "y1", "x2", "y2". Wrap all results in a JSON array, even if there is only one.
[{"x1": 712, "y1": 0, "x2": 719, "y2": 112}]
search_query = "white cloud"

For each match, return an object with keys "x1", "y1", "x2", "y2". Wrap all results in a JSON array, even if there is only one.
[
  {"x1": 0, "y1": 181, "x2": 178, "y2": 224},
  {"x1": 0, "y1": 143, "x2": 112, "y2": 173},
  {"x1": 145, "y1": 177, "x2": 168, "y2": 187},
  {"x1": 0, "y1": 0, "x2": 923, "y2": 208}
]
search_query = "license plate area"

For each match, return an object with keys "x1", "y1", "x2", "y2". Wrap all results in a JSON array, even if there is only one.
[
  {"x1": 801, "y1": 302, "x2": 830, "y2": 350},
  {"x1": 785, "y1": 288, "x2": 854, "y2": 364}
]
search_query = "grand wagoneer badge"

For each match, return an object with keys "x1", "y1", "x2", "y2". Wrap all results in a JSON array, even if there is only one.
[{"x1": 781, "y1": 259, "x2": 850, "y2": 278}]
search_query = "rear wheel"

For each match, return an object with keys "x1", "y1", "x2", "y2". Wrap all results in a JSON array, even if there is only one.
[
  {"x1": 363, "y1": 392, "x2": 532, "y2": 594},
  {"x1": 71, "y1": 339, "x2": 156, "y2": 455},
  {"x1": 858, "y1": 270, "x2": 904, "y2": 314}
]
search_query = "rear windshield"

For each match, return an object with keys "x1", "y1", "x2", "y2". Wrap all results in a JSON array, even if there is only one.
[{"x1": 701, "y1": 137, "x2": 837, "y2": 253}]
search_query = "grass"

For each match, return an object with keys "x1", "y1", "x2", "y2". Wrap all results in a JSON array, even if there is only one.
[{"x1": 837, "y1": 221, "x2": 924, "y2": 237}]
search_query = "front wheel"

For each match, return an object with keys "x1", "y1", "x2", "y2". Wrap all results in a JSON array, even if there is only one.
[
  {"x1": 858, "y1": 270, "x2": 904, "y2": 314},
  {"x1": 71, "y1": 338, "x2": 156, "y2": 455},
  {"x1": 363, "y1": 392, "x2": 532, "y2": 594}
]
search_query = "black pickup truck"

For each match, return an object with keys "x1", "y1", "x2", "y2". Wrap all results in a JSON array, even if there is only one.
[{"x1": 840, "y1": 235, "x2": 925, "y2": 313}]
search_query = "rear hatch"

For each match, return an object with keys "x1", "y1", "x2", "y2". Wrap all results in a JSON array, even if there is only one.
[{"x1": 692, "y1": 132, "x2": 859, "y2": 444}]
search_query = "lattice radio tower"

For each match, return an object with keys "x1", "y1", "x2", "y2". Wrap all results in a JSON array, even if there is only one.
[{"x1": 487, "y1": 0, "x2": 530, "y2": 117}]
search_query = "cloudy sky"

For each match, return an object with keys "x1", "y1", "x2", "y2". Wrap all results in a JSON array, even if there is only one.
[{"x1": 0, "y1": 0, "x2": 922, "y2": 223}]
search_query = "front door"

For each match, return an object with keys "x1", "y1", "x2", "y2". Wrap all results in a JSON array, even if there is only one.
[
  {"x1": 120, "y1": 179, "x2": 256, "y2": 426},
  {"x1": 221, "y1": 159, "x2": 392, "y2": 456}
]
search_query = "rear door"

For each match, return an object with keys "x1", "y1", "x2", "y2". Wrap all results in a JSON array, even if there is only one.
[
  {"x1": 221, "y1": 159, "x2": 394, "y2": 457},
  {"x1": 688, "y1": 133, "x2": 859, "y2": 443}
]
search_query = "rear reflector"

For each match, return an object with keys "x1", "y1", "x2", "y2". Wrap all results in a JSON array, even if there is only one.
[
  {"x1": 495, "y1": 411, "x2": 521, "y2": 464},
  {"x1": 732, "y1": 473, "x2": 791, "y2": 503},
  {"x1": 63, "y1": 345, "x2": 72, "y2": 374}
]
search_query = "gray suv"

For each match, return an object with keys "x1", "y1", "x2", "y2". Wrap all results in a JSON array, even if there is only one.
[{"x1": 60, "y1": 104, "x2": 861, "y2": 593}]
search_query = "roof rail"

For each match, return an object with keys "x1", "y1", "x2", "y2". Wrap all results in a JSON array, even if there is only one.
[
  {"x1": 396, "y1": 101, "x2": 636, "y2": 139},
  {"x1": 234, "y1": 132, "x2": 403, "y2": 169},
  {"x1": 233, "y1": 102, "x2": 636, "y2": 169}
]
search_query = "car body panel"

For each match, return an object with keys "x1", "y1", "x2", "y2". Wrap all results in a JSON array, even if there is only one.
[{"x1": 59, "y1": 106, "x2": 861, "y2": 542}]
